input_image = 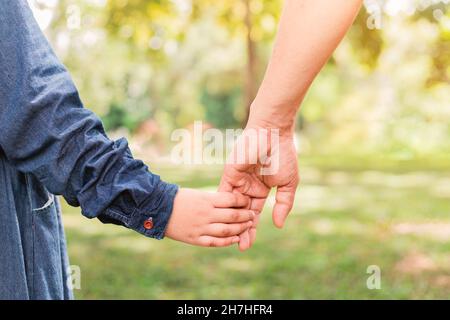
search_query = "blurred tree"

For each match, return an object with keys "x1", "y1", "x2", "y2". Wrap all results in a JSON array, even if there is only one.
[
  {"x1": 103, "y1": 0, "x2": 282, "y2": 125},
  {"x1": 38, "y1": 0, "x2": 450, "y2": 155},
  {"x1": 348, "y1": 10, "x2": 384, "y2": 69},
  {"x1": 105, "y1": 0, "x2": 181, "y2": 61},
  {"x1": 413, "y1": 6, "x2": 450, "y2": 85},
  {"x1": 201, "y1": 86, "x2": 241, "y2": 129},
  {"x1": 192, "y1": 0, "x2": 282, "y2": 123}
]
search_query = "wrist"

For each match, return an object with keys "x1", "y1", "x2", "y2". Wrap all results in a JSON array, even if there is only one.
[{"x1": 247, "y1": 102, "x2": 296, "y2": 136}]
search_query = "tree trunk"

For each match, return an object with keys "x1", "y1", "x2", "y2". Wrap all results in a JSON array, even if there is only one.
[{"x1": 243, "y1": 0, "x2": 258, "y2": 125}]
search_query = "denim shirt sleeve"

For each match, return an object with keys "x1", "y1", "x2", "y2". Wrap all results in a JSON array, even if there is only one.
[{"x1": 0, "y1": 1, "x2": 178, "y2": 239}]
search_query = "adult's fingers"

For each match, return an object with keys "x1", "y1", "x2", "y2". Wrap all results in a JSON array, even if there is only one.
[
  {"x1": 204, "y1": 221, "x2": 253, "y2": 238},
  {"x1": 249, "y1": 227, "x2": 257, "y2": 247},
  {"x1": 238, "y1": 229, "x2": 251, "y2": 251},
  {"x1": 218, "y1": 173, "x2": 233, "y2": 192},
  {"x1": 272, "y1": 183, "x2": 297, "y2": 228},
  {"x1": 250, "y1": 197, "x2": 266, "y2": 213},
  {"x1": 198, "y1": 235, "x2": 240, "y2": 247},
  {"x1": 238, "y1": 206, "x2": 261, "y2": 251},
  {"x1": 211, "y1": 209, "x2": 255, "y2": 223},
  {"x1": 244, "y1": 213, "x2": 260, "y2": 250}
]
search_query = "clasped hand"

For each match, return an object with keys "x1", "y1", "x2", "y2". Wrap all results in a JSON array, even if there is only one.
[{"x1": 166, "y1": 120, "x2": 299, "y2": 251}]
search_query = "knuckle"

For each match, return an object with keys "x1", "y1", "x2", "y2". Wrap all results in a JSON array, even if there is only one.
[
  {"x1": 221, "y1": 227, "x2": 231, "y2": 237},
  {"x1": 240, "y1": 223, "x2": 248, "y2": 231},
  {"x1": 235, "y1": 193, "x2": 244, "y2": 204},
  {"x1": 231, "y1": 211, "x2": 240, "y2": 221},
  {"x1": 228, "y1": 195, "x2": 237, "y2": 207},
  {"x1": 203, "y1": 239, "x2": 213, "y2": 247},
  {"x1": 210, "y1": 239, "x2": 218, "y2": 247}
]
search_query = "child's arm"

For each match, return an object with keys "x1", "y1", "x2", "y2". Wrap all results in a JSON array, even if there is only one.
[
  {"x1": 0, "y1": 1, "x2": 177, "y2": 239},
  {"x1": 165, "y1": 189, "x2": 255, "y2": 247}
]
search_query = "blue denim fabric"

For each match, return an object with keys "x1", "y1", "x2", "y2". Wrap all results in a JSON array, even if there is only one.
[{"x1": 0, "y1": 1, "x2": 178, "y2": 299}]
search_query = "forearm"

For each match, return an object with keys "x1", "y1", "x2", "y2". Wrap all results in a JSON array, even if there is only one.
[
  {"x1": 248, "y1": 0, "x2": 362, "y2": 132},
  {"x1": 0, "y1": 0, "x2": 177, "y2": 239}
]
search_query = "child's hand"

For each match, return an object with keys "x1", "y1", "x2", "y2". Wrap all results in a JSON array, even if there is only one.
[{"x1": 165, "y1": 188, "x2": 255, "y2": 247}]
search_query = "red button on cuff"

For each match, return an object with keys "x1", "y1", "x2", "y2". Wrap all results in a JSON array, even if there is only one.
[{"x1": 144, "y1": 218, "x2": 153, "y2": 230}]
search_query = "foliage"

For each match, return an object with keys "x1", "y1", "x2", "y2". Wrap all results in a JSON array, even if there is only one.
[{"x1": 34, "y1": 0, "x2": 450, "y2": 154}]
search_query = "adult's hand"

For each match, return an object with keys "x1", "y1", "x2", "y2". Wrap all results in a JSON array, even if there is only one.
[
  {"x1": 219, "y1": 0, "x2": 362, "y2": 251},
  {"x1": 219, "y1": 121, "x2": 299, "y2": 251}
]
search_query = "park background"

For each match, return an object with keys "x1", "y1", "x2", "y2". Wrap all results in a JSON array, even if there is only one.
[{"x1": 30, "y1": 0, "x2": 449, "y2": 299}]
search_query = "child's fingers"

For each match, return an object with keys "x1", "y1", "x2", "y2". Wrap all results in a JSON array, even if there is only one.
[
  {"x1": 204, "y1": 221, "x2": 253, "y2": 237},
  {"x1": 198, "y1": 235, "x2": 240, "y2": 247},
  {"x1": 211, "y1": 209, "x2": 255, "y2": 223},
  {"x1": 211, "y1": 192, "x2": 250, "y2": 208}
]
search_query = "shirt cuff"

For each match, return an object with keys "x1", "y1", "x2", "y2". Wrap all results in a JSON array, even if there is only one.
[{"x1": 101, "y1": 180, "x2": 179, "y2": 240}]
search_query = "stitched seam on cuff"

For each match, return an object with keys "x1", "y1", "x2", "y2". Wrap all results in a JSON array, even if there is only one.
[{"x1": 104, "y1": 207, "x2": 135, "y2": 227}]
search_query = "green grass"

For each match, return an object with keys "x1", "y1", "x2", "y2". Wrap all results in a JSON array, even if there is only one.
[{"x1": 63, "y1": 158, "x2": 450, "y2": 299}]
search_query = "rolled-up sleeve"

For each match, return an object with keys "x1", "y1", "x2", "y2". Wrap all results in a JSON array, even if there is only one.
[{"x1": 0, "y1": 0, "x2": 177, "y2": 239}]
